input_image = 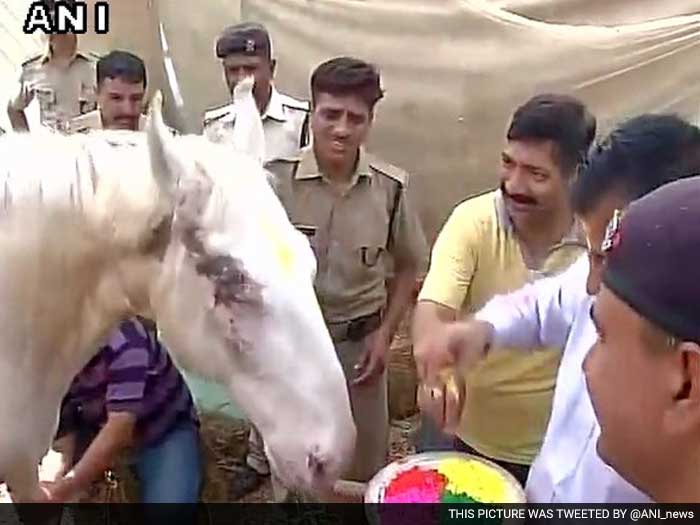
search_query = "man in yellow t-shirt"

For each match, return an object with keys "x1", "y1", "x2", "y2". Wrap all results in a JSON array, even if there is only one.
[{"x1": 413, "y1": 94, "x2": 596, "y2": 485}]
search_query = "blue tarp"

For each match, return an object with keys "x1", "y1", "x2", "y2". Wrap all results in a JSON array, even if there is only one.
[{"x1": 182, "y1": 372, "x2": 246, "y2": 419}]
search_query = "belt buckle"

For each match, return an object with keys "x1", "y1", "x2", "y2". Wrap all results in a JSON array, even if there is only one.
[
  {"x1": 346, "y1": 318, "x2": 365, "y2": 342},
  {"x1": 348, "y1": 312, "x2": 381, "y2": 341}
]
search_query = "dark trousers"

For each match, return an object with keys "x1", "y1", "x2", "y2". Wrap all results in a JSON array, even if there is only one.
[
  {"x1": 415, "y1": 414, "x2": 455, "y2": 452},
  {"x1": 453, "y1": 438, "x2": 530, "y2": 487}
]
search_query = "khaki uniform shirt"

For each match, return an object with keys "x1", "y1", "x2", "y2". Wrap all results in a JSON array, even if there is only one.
[
  {"x1": 202, "y1": 86, "x2": 310, "y2": 163},
  {"x1": 9, "y1": 49, "x2": 99, "y2": 132},
  {"x1": 267, "y1": 147, "x2": 429, "y2": 323}
]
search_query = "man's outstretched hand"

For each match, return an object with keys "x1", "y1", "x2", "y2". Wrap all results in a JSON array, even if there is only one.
[{"x1": 414, "y1": 320, "x2": 494, "y2": 433}]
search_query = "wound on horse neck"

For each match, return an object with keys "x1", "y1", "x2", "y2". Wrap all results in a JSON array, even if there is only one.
[{"x1": 195, "y1": 253, "x2": 262, "y2": 309}]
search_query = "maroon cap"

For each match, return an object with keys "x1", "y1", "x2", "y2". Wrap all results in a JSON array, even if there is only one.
[{"x1": 602, "y1": 176, "x2": 700, "y2": 342}]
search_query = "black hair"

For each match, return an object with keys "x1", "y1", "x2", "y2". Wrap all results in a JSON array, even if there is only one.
[
  {"x1": 97, "y1": 50, "x2": 147, "y2": 88},
  {"x1": 571, "y1": 114, "x2": 700, "y2": 215},
  {"x1": 311, "y1": 57, "x2": 384, "y2": 111},
  {"x1": 507, "y1": 93, "x2": 596, "y2": 175}
]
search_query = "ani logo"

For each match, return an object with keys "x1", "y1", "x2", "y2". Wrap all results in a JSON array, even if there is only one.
[
  {"x1": 23, "y1": 1, "x2": 110, "y2": 35},
  {"x1": 601, "y1": 208, "x2": 624, "y2": 253}
]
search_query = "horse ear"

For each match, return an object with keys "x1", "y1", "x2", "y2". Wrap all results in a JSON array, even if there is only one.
[
  {"x1": 231, "y1": 76, "x2": 266, "y2": 166},
  {"x1": 146, "y1": 90, "x2": 183, "y2": 206}
]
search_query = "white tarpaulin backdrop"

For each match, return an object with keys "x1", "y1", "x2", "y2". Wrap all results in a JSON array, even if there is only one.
[{"x1": 2, "y1": 0, "x2": 700, "y2": 239}]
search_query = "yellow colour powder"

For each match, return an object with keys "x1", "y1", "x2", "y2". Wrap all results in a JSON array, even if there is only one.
[
  {"x1": 259, "y1": 215, "x2": 294, "y2": 277},
  {"x1": 437, "y1": 458, "x2": 507, "y2": 503}
]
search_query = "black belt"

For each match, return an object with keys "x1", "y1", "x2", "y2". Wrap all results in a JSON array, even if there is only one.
[{"x1": 327, "y1": 311, "x2": 382, "y2": 343}]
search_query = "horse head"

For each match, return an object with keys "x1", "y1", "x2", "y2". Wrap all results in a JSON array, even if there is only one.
[{"x1": 141, "y1": 91, "x2": 356, "y2": 496}]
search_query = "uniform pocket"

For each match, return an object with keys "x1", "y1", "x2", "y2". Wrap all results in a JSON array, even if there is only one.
[
  {"x1": 360, "y1": 246, "x2": 384, "y2": 267},
  {"x1": 294, "y1": 224, "x2": 317, "y2": 239},
  {"x1": 35, "y1": 87, "x2": 56, "y2": 110},
  {"x1": 294, "y1": 224, "x2": 318, "y2": 258},
  {"x1": 79, "y1": 98, "x2": 96, "y2": 114},
  {"x1": 79, "y1": 83, "x2": 97, "y2": 114}
]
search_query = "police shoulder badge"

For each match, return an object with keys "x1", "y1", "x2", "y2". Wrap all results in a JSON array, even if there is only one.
[{"x1": 601, "y1": 208, "x2": 624, "y2": 253}]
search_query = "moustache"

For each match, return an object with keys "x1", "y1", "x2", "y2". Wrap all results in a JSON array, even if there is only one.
[{"x1": 501, "y1": 182, "x2": 538, "y2": 206}]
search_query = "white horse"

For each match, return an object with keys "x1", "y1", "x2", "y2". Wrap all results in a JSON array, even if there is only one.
[{"x1": 0, "y1": 89, "x2": 355, "y2": 502}]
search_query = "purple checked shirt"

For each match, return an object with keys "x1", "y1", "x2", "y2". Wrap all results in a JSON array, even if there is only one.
[{"x1": 57, "y1": 317, "x2": 199, "y2": 448}]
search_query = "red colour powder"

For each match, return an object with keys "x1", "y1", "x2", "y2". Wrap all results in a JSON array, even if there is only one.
[{"x1": 384, "y1": 467, "x2": 448, "y2": 503}]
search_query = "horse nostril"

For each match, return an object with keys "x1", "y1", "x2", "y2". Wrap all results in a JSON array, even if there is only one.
[{"x1": 307, "y1": 452, "x2": 326, "y2": 476}]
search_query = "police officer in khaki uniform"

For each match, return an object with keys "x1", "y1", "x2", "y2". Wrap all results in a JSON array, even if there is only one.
[
  {"x1": 202, "y1": 22, "x2": 310, "y2": 163},
  {"x1": 69, "y1": 50, "x2": 150, "y2": 134},
  {"x1": 67, "y1": 50, "x2": 181, "y2": 138},
  {"x1": 267, "y1": 57, "x2": 428, "y2": 499},
  {"x1": 69, "y1": 50, "x2": 180, "y2": 138},
  {"x1": 7, "y1": 0, "x2": 98, "y2": 133}
]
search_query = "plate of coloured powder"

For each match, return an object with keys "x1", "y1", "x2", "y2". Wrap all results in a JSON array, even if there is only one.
[{"x1": 364, "y1": 452, "x2": 526, "y2": 504}]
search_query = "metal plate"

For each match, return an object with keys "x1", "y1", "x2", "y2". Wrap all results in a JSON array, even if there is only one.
[{"x1": 365, "y1": 451, "x2": 526, "y2": 503}]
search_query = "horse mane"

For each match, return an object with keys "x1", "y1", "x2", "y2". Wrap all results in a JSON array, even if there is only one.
[
  {"x1": 0, "y1": 126, "x2": 286, "y2": 261},
  {"x1": 0, "y1": 128, "x2": 141, "y2": 208},
  {"x1": 0, "y1": 129, "x2": 166, "y2": 266}
]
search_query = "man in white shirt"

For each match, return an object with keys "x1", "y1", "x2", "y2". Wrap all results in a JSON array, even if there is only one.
[
  {"x1": 415, "y1": 114, "x2": 700, "y2": 502},
  {"x1": 584, "y1": 176, "x2": 700, "y2": 503}
]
